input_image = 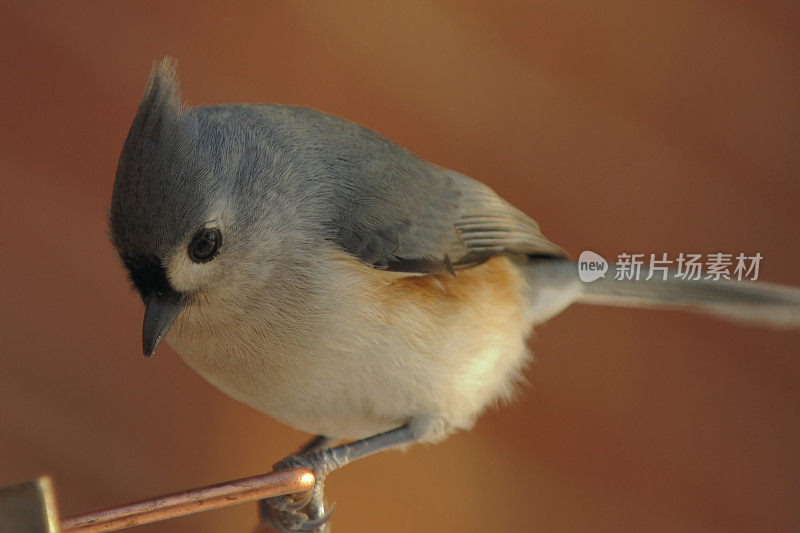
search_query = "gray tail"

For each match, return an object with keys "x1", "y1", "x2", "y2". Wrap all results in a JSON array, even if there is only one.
[{"x1": 525, "y1": 259, "x2": 800, "y2": 329}]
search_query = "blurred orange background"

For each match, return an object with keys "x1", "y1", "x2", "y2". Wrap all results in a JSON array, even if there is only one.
[{"x1": 1, "y1": 2, "x2": 799, "y2": 532}]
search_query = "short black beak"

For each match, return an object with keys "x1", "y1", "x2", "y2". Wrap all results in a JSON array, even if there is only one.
[{"x1": 142, "y1": 291, "x2": 186, "y2": 357}]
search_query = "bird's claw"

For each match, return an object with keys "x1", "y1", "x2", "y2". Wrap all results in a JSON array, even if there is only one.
[
  {"x1": 263, "y1": 504, "x2": 335, "y2": 533},
  {"x1": 260, "y1": 454, "x2": 335, "y2": 532},
  {"x1": 283, "y1": 492, "x2": 313, "y2": 512},
  {"x1": 261, "y1": 493, "x2": 335, "y2": 533}
]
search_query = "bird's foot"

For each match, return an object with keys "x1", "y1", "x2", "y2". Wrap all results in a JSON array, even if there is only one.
[
  {"x1": 260, "y1": 455, "x2": 335, "y2": 533},
  {"x1": 260, "y1": 426, "x2": 417, "y2": 532}
]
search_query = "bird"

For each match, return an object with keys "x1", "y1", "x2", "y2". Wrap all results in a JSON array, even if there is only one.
[{"x1": 109, "y1": 58, "x2": 800, "y2": 532}]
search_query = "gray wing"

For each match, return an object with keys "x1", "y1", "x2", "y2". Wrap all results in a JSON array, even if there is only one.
[
  {"x1": 272, "y1": 105, "x2": 566, "y2": 274},
  {"x1": 327, "y1": 163, "x2": 566, "y2": 274}
]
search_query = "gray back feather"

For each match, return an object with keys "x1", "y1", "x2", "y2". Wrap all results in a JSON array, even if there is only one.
[{"x1": 225, "y1": 104, "x2": 567, "y2": 274}]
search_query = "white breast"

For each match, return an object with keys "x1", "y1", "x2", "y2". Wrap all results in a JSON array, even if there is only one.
[{"x1": 166, "y1": 251, "x2": 535, "y2": 442}]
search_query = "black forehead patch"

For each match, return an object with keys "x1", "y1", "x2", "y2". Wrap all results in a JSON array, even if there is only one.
[{"x1": 122, "y1": 255, "x2": 174, "y2": 300}]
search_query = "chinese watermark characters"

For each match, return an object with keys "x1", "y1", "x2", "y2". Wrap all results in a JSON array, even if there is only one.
[{"x1": 577, "y1": 251, "x2": 762, "y2": 283}]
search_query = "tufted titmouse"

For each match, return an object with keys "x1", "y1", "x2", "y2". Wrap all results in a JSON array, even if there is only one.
[{"x1": 109, "y1": 58, "x2": 800, "y2": 531}]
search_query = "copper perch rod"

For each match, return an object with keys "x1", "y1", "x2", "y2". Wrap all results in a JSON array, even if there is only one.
[{"x1": 60, "y1": 468, "x2": 315, "y2": 533}]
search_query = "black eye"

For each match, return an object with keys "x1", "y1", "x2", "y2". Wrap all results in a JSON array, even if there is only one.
[{"x1": 188, "y1": 227, "x2": 222, "y2": 263}]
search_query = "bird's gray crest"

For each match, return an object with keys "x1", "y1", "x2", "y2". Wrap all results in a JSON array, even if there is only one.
[
  {"x1": 110, "y1": 57, "x2": 209, "y2": 261},
  {"x1": 126, "y1": 56, "x2": 184, "y2": 151}
]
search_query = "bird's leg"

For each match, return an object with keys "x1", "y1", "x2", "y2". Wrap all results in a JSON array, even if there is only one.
[
  {"x1": 295, "y1": 435, "x2": 339, "y2": 457},
  {"x1": 260, "y1": 424, "x2": 417, "y2": 532}
]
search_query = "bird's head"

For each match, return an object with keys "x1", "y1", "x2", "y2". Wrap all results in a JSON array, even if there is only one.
[{"x1": 109, "y1": 58, "x2": 282, "y2": 357}]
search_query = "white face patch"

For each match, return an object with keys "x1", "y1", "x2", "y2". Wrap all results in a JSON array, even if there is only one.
[
  {"x1": 165, "y1": 203, "x2": 232, "y2": 294},
  {"x1": 166, "y1": 243, "x2": 225, "y2": 293}
]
